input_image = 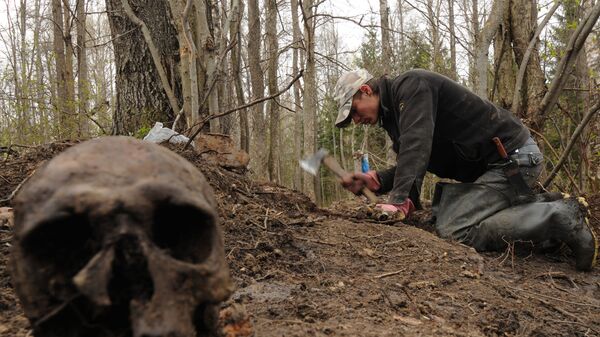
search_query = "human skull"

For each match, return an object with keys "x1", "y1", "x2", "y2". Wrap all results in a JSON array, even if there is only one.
[{"x1": 10, "y1": 136, "x2": 232, "y2": 337}]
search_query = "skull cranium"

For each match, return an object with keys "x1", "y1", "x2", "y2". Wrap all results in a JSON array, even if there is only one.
[{"x1": 10, "y1": 136, "x2": 232, "y2": 337}]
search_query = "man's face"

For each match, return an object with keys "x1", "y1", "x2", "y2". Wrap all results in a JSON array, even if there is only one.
[{"x1": 350, "y1": 85, "x2": 379, "y2": 125}]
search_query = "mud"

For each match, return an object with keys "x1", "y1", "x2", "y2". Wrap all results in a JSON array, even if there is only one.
[{"x1": 1, "y1": 142, "x2": 599, "y2": 336}]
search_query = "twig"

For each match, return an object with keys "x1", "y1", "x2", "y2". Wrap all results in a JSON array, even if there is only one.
[
  {"x1": 184, "y1": 70, "x2": 304, "y2": 149},
  {"x1": 263, "y1": 208, "x2": 269, "y2": 229},
  {"x1": 374, "y1": 268, "x2": 406, "y2": 279},
  {"x1": 485, "y1": 281, "x2": 600, "y2": 308},
  {"x1": 528, "y1": 127, "x2": 581, "y2": 195},
  {"x1": 0, "y1": 168, "x2": 38, "y2": 204}
]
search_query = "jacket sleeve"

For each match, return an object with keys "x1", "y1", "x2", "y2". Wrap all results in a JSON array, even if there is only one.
[{"x1": 384, "y1": 76, "x2": 436, "y2": 204}]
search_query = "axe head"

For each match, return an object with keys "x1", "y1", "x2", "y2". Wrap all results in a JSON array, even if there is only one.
[{"x1": 299, "y1": 148, "x2": 329, "y2": 176}]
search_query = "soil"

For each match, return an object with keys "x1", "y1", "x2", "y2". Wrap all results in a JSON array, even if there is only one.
[{"x1": 1, "y1": 142, "x2": 599, "y2": 336}]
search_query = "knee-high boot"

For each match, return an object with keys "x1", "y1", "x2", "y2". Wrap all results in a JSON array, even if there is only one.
[{"x1": 467, "y1": 197, "x2": 598, "y2": 271}]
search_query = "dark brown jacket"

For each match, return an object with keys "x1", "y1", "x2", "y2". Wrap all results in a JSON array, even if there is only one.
[{"x1": 376, "y1": 69, "x2": 530, "y2": 203}]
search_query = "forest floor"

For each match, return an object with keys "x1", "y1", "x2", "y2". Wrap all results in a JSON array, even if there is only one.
[{"x1": 1, "y1": 141, "x2": 599, "y2": 337}]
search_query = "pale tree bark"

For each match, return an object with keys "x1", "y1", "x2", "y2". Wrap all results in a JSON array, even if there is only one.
[
  {"x1": 230, "y1": 0, "x2": 249, "y2": 152},
  {"x1": 218, "y1": 0, "x2": 234, "y2": 135},
  {"x1": 474, "y1": 0, "x2": 507, "y2": 98},
  {"x1": 396, "y1": 0, "x2": 405, "y2": 69},
  {"x1": 380, "y1": 0, "x2": 393, "y2": 70},
  {"x1": 266, "y1": 0, "x2": 279, "y2": 183},
  {"x1": 426, "y1": 0, "x2": 442, "y2": 72},
  {"x1": 291, "y1": 0, "x2": 304, "y2": 191},
  {"x1": 63, "y1": 0, "x2": 76, "y2": 130},
  {"x1": 380, "y1": 0, "x2": 395, "y2": 166},
  {"x1": 247, "y1": 0, "x2": 267, "y2": 176},
  {"x1": 52, "y1": 0, "x2": 72, "y2": 138},
  {"x1": 302, "y1": 0, "x2": 319, "y2": 202},
  {"x1": 17, "y1": 0, "x2": 32, "y2": 141},
  {"x1": 468, "y1": 0, "x2": 480, "y2": 89},
  {"x1": 76, "y1": 0, "x2": 90, "y2": 136},
  {"x1": 178, "y1": 0, "x2": 199, "y2": 131},
  {"x1": 33, "y1": 0, "x2": 48, "y2": 140},
  {"x1": 448, "y1": 0, "x2": 457, "y2": 79},
  {"x1": 202, "y1": 0, "x2": 220, "y2": 133}
]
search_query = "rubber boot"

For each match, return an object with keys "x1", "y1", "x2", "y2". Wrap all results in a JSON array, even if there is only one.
[
  {"x1": 467, "y1": 197, "x2": 598, "y2": 271},
  {"x1": 432, "y1": 182, "x2": 510, "y2": 242}
]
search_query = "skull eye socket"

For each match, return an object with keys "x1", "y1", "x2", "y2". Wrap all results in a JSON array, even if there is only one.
[
  {"x1": 152, "y1": 203, "x2": 215, "y2": 263},
  {"x1": 21, "y1": 213, "x2": 98, "y2": 276}
]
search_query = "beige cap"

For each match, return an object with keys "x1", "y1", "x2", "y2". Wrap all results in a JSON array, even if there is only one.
[{"x1": 333, "y1": 69, "x2": 373, "y2": 127}]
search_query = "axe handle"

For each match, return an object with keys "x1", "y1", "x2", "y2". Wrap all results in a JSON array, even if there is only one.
[{"x1": 322, "y1": 156, "x2": 379, "y2": 204}]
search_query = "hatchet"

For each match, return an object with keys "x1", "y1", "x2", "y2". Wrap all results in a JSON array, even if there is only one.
[{"x1": 300, "y1": 149, "x2": 378, "y2": 204}]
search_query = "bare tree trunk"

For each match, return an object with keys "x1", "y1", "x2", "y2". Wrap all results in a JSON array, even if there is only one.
[
  {"x1": 52, "y1": 0, "x2": 71, "y2": 138},
  {"x1": 76, "y1": 0, "x2": 89, "y2": 136},
  {"x1": 511, "y1": 1, "x2": 558, "y2": 115},
  {"x1": 291, "y1": 0, "x2": 303, "y2": 191},
  {"x1": 509, "y1": 0, "x2": 547, "y2": 123},
  {"x1": 302, "y1": 0, "x2": 319, "y2": 202},
  {"x1": 380, "y1": 0, "x2": 395, "y2": 165},
  {"x1": 266, "y1": 0, "x2": 279, "y2": 183},
  {"x1": 247, "y1": 0, "x2": 267, "y2": 176},
  {"x1": 106, "y1": 0, "x2": 180, "y2": 135},
  {"x1": 468, "y1": 0, "x2": 480, "y2": 89},
  {"x1": 426, "y1": 0, "x2": 442, "y2": 72},
  {"x1": 397, "y1": 0, "x2": 405, "y2": 69},
  {"x1": 380, "y1": 0, "x2": 393, "y2": 70},
  {"x1": 448, "y1": 0, "x2": 457, "y2": 79},
  {"x1": 63, "y1": 0, "x2": 76, "y2": 135},
  {"x1": 474, "y1": 0, "x2": 506, "y2": 98},
  {"x1": 230, "y1": 0, "x2": 248, "y2": 152}
]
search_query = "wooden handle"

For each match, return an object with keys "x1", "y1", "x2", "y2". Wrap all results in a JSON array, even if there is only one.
[
  {"x1": 360, "y1": 187, "x2": 379, "y2": 204},
  {"x1": 322, "y1": 156, "x2": 347, "y2": 178},
  {"x1": 322, "y1": 156, "x2": 378, "y2": 204},
  {"x1": 492, "y1": 137, "x2": 508, "y2": 159}
]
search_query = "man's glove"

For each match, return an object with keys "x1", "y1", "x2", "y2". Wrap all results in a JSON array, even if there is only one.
[
  {"x1": 375, "y1": 198, "x2": 415, "y2": 219},
  {"x1": 340, "y1": 170, "x2": 381, "y2": 195}
]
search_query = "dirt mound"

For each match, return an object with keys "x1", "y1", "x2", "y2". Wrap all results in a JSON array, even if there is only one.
[{"x1": 1, "y1": 141, "x2": 599, "y2": 336}]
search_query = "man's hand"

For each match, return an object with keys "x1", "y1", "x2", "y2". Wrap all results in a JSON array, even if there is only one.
[
  {"x1": 375, "y1": 198, "x2": 415, "y2": 219},
  {"x1": 340, "y1": 170, "x2": 380, "y2": 195}
]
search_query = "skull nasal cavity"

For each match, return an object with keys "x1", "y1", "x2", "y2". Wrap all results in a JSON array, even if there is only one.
[
  {"x1": 152, "y1": 204, "x2": 215, "y2": 264},
  {"x1": 108, "y1": 235, "x2": 154, "y2": 305}
]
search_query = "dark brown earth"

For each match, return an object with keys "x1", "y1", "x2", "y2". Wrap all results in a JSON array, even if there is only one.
[{"x1": 1, "y1": 141, "x2": 599, "y2": 336}]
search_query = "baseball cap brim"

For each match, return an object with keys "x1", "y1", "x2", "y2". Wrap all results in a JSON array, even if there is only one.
[{"x1": 335, "y1": 99, "x2": 352, "y2": 128}]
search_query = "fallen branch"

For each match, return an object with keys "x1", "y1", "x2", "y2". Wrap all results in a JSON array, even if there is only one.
[
  {"x1": 374, "y1": 269, "x2": 406, "y2": 279},
  {"x1": 184, "y1": 70, "x2": 304, "y2": 149}
]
